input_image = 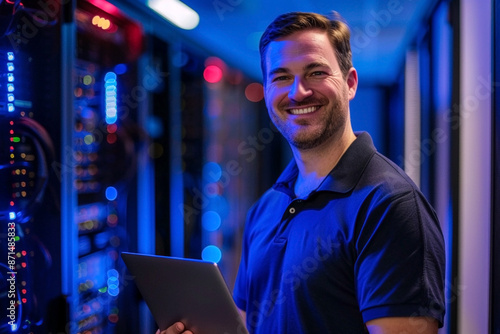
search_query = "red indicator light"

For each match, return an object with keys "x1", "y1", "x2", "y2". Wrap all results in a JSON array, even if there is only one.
[
  {"x1": 106, "y1": 133, "x2": 117, "y2": 144},
  {"x1": 107, "y1": 214, "x2": 118, "y2": 226},
  {"x1": 107, "y1": 123, "x2": 117, "y2": 133},
  {"x1": 203, "y1": 65, "x2": 223, "y2": 84},
  {"x1": 108, "y1": 314, "x2": 119, "y2": 323}
]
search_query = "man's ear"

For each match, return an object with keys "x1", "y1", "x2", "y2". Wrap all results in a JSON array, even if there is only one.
[{"x1": 346, "y1": 67, "x2": 358, "y2": 101}]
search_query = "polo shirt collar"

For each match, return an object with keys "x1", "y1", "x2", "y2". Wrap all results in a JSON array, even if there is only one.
[{"x1": 272, "y1": 132, "x2": 376, "y2": 196}]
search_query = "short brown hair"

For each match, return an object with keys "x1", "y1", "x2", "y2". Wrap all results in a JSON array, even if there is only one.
[{"x1": 259, "y1": 11, "x2": 353, "y2": 81}]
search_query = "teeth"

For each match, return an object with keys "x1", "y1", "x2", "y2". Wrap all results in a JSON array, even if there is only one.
[{"x1": 289, "y1": 106, "x2": 318, "y2": 115}]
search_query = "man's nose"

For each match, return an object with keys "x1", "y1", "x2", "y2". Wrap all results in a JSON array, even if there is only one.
[{"x1": 288, "y1": 77, "x2": 313, "y2": 101}]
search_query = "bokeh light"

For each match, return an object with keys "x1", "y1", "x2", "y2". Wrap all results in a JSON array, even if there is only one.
[
  {"x1": 245, "y1": 82, "x2": 264, "y2": 102},
  {"x1": 203, "y1": 65, "x2": 223, "y2": 83}
]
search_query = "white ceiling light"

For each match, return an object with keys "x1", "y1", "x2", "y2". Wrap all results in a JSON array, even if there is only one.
[{"x1": 148, "y1": 0, "x2": 200, "y2": 30}]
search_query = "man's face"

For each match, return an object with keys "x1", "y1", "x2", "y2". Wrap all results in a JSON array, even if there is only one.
[{"x1": 263, "y1": 29, "x2": 357, "y2": 150}]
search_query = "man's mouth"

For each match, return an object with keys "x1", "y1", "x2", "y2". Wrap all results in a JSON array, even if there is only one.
[{"x1": 287, "y1": 106, "x2": 320, "y2": 115}]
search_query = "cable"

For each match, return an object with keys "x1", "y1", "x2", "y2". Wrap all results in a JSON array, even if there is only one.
[{"x1": 0, "y1": 0, "x2": 58, "y2": 38}]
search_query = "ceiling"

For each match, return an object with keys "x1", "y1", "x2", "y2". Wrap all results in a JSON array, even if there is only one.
[{"x1": 132, "y1": 0, "x2": 440, "y2": 85}]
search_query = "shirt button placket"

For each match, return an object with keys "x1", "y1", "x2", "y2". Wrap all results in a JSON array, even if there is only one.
[{"x1": 288, "y1": 199, "x2": 303, "y2": 215}]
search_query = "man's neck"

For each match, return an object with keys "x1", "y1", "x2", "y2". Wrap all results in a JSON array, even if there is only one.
[{"x1": 292, "y1": 129, "x2": 356, "y2": 198}]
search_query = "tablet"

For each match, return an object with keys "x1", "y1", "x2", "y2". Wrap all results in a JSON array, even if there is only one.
[{"x1": 121, "y1": 252, "x2": 248, "y2": 334}]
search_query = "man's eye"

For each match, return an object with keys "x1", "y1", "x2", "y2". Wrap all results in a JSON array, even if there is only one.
[
  {"x1": 311, "y1": 71, "x2": 326, "y2": 76},
  {"x1": 272, "y1": 76, "x2": 289, "y2": 82}
]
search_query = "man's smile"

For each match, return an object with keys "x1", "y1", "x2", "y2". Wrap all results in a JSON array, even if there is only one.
[{"x1": 286, "y1": 105, "x2": 320, "y2": 115}]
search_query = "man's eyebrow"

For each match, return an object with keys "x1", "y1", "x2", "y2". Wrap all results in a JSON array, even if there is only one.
[
  {"x1": 268, "y1": 67, "x2": 289, "y2": 76},
  {"x1": 268, "y1": 62, "x2": 330, "y2": 76},
  {"x1": 304, "y1": 62, "x2": 329, "y2": 71}
]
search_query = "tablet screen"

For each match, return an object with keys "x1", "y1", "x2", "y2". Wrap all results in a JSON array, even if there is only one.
[{"x1": 121, "y1": 252, "x2": 248, "y2": 334}]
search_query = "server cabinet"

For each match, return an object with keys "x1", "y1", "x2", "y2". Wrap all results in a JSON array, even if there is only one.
[{"x1": 0, "y1": 0, "x2": 150, "y2": 332}]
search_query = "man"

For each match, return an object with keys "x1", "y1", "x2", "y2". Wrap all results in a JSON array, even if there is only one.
[{"x1": 159, "y1": 11, "x2": 445, "y2": 334}]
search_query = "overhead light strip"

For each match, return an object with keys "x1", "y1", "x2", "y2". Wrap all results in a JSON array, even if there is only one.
[{"x1": 147, "y1": 0, "x2": 199, "y2": 30}]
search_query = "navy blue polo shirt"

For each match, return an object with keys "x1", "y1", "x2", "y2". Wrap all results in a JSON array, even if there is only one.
[{"x1": 233, "y1": 132, "x2": 445, "y2": 334}]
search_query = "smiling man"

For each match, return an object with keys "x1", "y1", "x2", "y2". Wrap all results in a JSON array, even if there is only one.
[
  {"x1": 159, "y1": 11, "x2": 445, "y2": 334},
  {"x1": 231, "y1": 12, "x2": 445, "y2": 333}
]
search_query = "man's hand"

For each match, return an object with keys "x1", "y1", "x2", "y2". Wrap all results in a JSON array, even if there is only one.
[
  {"x1": 156, "y1": 322, "x2": 194, "y2": 334},
  {"x1": 366, "y1": 317, "x2": 438, "y2": 334}
]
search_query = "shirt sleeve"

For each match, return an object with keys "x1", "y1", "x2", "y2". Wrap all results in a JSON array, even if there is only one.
[{"x1": 355, "y1": 187, "x2": 446, "y2": 326}]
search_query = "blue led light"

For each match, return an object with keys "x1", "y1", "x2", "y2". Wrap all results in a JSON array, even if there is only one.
[
  {"x1": 105, "y1": 85, "x2": 117, "y2": 93},
  {"x1": 105, "y1": 186, "x2": 118, "y2": 201},
  {"x1": 202, "y1": 211, "x2": 221, "y2": 231},
  {"x1": 114, "y1": 63, "x2": 127, "y2": 75},
  {"x1": 107, "y1": 276, "x2": 119, "y2": 286},
  {"x1": 108, "y1": 285, "x2": 120, "y2": 297},
  {"x1": 9, "y1": 212, "x2": 15, "y2": 220},
  {"x1": 106, "y1": 115, "x2": 118, "y2": 124},
  {"x1": 94, "y1": 231, "x2": 110, "y2": 249},
  {"x1": 106, "y1": 95, "x2": 117, "y2": 106},
  {"x1": 106, "y1": 107, "x2": 117, "y2": 117},
  {"x1": 107, "y1": 269, "x2": 120, "y2": 296},
  {"x1": 203, "y1": 161, "x2": 222, "y2": 182},
  {"x1": 107, "y1": 268, "x2": 119, "y2": 278},
  {"x1": 5, "y1": 52, "x2": 16, "y2": 115},
  {"x1": 104, "y1": 72, "x2": 118, "y2": 124},
  {"x1": 104, "y1": 72, "x2": 117, "y2": 81},
  {"x1": 201, "y1": 245, "x2": 222, "y2": 263},
  {"x1": 80, "y1": 107, "x2": 94, "y2": 119}
]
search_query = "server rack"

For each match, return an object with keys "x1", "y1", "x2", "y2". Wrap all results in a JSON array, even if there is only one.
[{"x1": 0, "y1": 0, "x2": 151, "y2": 332}]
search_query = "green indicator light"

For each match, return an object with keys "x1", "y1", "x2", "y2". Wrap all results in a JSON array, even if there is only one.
[
  {"x1": 83, "y1": 75, "x2": 93, "y2": 85},
  {"x1": 84, "y1": 135, "x2": 94, "y2": 145}
]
